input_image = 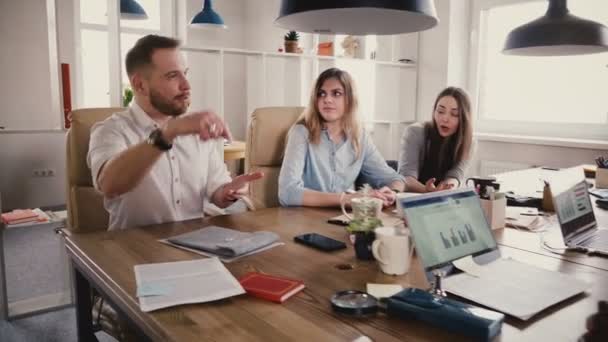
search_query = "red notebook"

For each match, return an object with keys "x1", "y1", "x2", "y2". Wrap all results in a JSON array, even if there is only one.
[{"x1": 239, "y1": 272, "x2": 305, "y2": 303}]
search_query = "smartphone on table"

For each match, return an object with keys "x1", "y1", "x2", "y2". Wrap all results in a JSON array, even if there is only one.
[{"x1": 294, "y1": 233, "x2": 347, "y2": 252}]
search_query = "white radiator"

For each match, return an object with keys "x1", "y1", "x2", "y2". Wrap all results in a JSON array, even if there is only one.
[{"x1": 479, "y1": 160, "x2": 532, "y2": 177}]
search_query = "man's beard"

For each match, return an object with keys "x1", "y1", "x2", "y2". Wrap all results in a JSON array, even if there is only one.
[{"x1": 149, "y1": 89, "x2": 189, "y2": 117}]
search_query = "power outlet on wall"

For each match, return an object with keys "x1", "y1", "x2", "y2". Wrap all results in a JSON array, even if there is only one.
[{"x1": 32, "y1": 168, "x2": 56, "y2": 177}]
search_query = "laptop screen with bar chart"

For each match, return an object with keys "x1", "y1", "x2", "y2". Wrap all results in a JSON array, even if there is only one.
[
  {"x1": 399, "y1": 188, "x2": 497, "y2": 270},
  {"x1": 553, "y1": 180, "x2": 596, "y2": 240}
]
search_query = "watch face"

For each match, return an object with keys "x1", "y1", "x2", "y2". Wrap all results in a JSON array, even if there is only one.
[{"x1": 149, "y1": 129, "x2": 172, "y2": 151}]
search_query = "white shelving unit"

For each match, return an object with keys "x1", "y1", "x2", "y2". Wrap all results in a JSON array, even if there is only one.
[{"x1": 182, "y1": 33, "x2": 419, "y2": 160}]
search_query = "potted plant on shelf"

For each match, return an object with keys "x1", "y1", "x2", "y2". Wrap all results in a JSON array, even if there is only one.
[{"x1": 284, "y1": 30, "x2": 299, "y2": 53}]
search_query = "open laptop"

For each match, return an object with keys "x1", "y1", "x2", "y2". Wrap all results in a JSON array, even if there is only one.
[
  {"x1": 398, "y1": 188, "x2": 589, "y2": 320},
  {"x1": 399, "y1": 188, "x2": 500, "y2": 272},
  {"x1": 552, "y1": 179, "x2": 608, "y2": 256}
]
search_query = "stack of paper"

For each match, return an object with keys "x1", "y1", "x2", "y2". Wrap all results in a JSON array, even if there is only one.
[
  {"x1": 1, "y1": 208, "x2": 64, "y2": 228},
  {"x1": 2, "y1": 208, "x2": 43, "y2": 225},
  {"x1": 505, "y1": 206, "x2": 545, "y2": 231},
  {"x1": 134, "y1": 258, "x2": 245, "y2": 312}
]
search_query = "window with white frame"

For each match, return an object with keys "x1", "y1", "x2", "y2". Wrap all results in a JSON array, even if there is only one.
[
  {"x1": 76, "y1": 0, "x2": 173, "y2": 108},
  {"x1": 470, "y1": 0, "x2": 608, "y2": 140}
]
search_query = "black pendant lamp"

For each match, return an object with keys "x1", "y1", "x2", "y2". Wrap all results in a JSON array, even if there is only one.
[
  {"x1": 503, "y1": 0, "x2": 608, "y2": 56},
  {"x1": 275, "y1": 0, "x2": 438, "y2": 35}
]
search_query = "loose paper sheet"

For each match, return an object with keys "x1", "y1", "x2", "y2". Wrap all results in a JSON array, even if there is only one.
[
  {"x1": 451, "y1": 255, "x2": 484, "y2": 277},
  {"x1": 444, "y1": 258, "x2": 589, "y2": 320},
  {"x1": 134, "y1": 258, "x2": 245, "y2": 312},
  {"x1": 366, "y1": 283, "x2": 404, "y2": 298}
]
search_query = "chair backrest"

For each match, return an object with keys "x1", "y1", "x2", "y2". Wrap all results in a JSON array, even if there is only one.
[
  {"x1": 66, "y1": 107, "x2": 123, "y2": 233},
  {"x1": 245, "y1": 106, "x2": 303, "y2": 208},
  {"x1": 354, "y1": 159, "x2": 399, "y2": 190}
]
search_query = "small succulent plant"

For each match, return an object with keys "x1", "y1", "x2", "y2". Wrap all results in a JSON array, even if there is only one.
[{"x1": 284, "y1": 30, "x2": 299, "y2": 41}]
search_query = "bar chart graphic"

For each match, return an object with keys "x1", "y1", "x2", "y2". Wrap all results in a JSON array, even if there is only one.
[{"x1": 440, "y1": 224, "x2": 477, "y2": 249}]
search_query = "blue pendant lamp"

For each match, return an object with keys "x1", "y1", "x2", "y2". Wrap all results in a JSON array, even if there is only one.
[
  {"x1": 120, "y1": 0, "x2": 148, "y2": 20},
  {"x1": 191, "y1": 0, "x2": 227, "y2": 29},
  {"x1": 503, "y1": 0, "x2": 608, "y2": 56}
]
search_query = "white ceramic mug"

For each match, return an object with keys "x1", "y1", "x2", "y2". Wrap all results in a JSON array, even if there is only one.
[
  {"x1": 341, "y1": 196, "x2": 383, "y2": 221},
  {"x1": 372, "y1": 226, "x2": 414, "y2": 275}
]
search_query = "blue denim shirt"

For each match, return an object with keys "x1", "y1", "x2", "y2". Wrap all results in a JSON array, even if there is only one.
[{"x1": 278, "y1": 124, "x2": 405, "y2": 206}]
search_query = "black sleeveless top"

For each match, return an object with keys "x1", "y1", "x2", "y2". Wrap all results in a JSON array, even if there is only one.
[{"x1": 418, "y1": 125, "x2": 455, "y2": 186}]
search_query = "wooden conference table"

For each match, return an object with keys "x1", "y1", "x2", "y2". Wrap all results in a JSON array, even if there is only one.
[{"x1": 63, "y1": 206, "x2": 608, "y2": 341}]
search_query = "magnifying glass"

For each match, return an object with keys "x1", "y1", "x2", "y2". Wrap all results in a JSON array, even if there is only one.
[{"x1": 330, "y1": 290, "x2": 381, "y2": 316}]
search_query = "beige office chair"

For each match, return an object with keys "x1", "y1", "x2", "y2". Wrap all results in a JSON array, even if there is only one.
[
  {"x1": 66, "y1": 107, "x2": 122, "y2": 232},
  {"x1": 66, "y1": 107, "x2": 140, "y2": 341},
  {"x1": 245, "y1": 106, "x2": 303, "y2": 208}
]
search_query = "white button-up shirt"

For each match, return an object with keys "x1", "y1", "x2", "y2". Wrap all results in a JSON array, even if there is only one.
[{"x1": 87, "y1": 103, "x2": 231, "y2": 230}]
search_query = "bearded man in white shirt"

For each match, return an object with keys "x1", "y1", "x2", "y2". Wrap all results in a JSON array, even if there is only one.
[{"x1": 88, "y1": 34, "x2": 263, "y2": 230}]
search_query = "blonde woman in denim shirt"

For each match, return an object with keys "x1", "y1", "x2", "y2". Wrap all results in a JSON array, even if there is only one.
[{"x1": 278, "y1": 68, "x2": 406, "y2": 207}]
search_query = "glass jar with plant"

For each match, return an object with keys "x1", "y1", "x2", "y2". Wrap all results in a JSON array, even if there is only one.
[{"x1": 342, "y1": 184, "x2": 384, "y2": 260}]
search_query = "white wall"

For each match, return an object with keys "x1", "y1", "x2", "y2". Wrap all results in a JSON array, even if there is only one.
[
  {"x1": 0, "y1": 0, "x2": 69, "y2": 210},
  {"x1": 0, "y1": 133, "x2": 67, "y2": 211},
  {"x1": 415, "y1": 1, "x2": 451, "y2": 122},
  {"x1": 0, "y1": 0, "x2": 61, "y2": 130},
  {"x1": 186, "y1": 0, "x2": 245, "y2": 48},
  {"x1": 184, "y1": 0, "x2": 251, "y2": 141},
  {"x1": 446, "y1": 1, "x2": 470, "y2": 88}
]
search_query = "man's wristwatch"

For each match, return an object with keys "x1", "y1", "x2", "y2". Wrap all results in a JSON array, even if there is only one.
[{"x1": 147, "y1": 128, "x2": 173, "y2": 151}]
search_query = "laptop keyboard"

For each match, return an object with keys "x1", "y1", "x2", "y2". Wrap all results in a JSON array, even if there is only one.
[{"x1": 581, "y1": 230, "x2": 608, "y2": 250}]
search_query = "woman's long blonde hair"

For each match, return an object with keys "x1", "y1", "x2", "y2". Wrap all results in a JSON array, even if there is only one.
[{"x1": 296, "y1": 68, "x2": 361, "y2": 158}]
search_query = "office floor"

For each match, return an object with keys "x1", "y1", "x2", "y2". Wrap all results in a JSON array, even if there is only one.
[
  {"x1": 1, "y1": 223, "x2": 116, "y2": 341},
  {"x1": 4, "y1": 222, "x2": 68, "y2": 301},
  {"x1": 0, "y1": 307, "x2": 116, "y2": 342}
]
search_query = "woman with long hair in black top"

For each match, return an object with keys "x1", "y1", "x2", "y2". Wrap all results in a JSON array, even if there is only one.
[{"x1": 398, "y1": 86, "x2": 475, "y2": 193}]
